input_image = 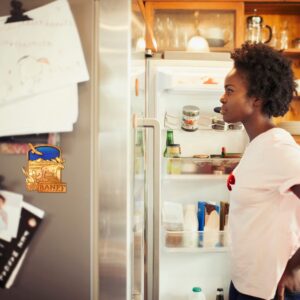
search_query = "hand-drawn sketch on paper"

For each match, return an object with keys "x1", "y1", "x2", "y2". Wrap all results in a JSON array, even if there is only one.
[
  {"x1": 17, "y1": 55, "x2": 50, "y2": 92},
  {"x1": 0, "y1": 0, "x2": 89, "y2": 105}
]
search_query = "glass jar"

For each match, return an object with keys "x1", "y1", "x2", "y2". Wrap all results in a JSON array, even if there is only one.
[
  {"x1": 181, "y1": 105, "x2": 200, "y2": 132},
  {"x1": 166, "y1": 144, "x2": 181, "y2": 174},
  {"x1": 166, "y1": 144, "x2": 181, "y2": 157}
]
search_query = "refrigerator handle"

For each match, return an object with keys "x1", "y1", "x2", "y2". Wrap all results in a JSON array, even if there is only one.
[{"x1": 133, "y1": 114, "x2": 161, "y2": 300}]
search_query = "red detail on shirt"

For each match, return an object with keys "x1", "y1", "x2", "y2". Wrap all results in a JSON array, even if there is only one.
[{"x1": 227, "y1": 173, "x2": 235, "y2": 191}]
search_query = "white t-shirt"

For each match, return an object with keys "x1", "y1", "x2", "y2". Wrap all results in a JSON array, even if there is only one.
[{"x1": 229, "y1": 128, "x2": 300, "y2": 299}]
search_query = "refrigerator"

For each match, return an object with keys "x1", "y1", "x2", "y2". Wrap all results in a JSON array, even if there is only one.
[
  {"x1": 0, "y1": 0, "x2": 249, "y2": 299},
  {"x1": 99, "y1": 1, "x2": 250, "y2": 299},
  {"x1": 144, "y1": 56, "x2": 249, "y2": 300}
]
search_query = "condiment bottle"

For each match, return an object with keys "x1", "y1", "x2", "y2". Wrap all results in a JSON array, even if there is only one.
[
  {"x1": 163, "y1": 130, "x2": 174, "y2": 157},
  {"x1": 221, "y1": 147, "x2": 226, "y2": 158},
  {"x1": 182, "y1": 105, "x2": 200, "y2": 132},
  {"x1": 189, "y1": 287, "x2": 206, "y2": 300},
  {"x1": 216, "y1": 288, "x2": 224, "y2": 300},
  {"x1": 166, "y1": 144, "x2": 181, "y2": 158},
  {"x1": 166, "y1": 144, "x2": 181, "y2": 174}
]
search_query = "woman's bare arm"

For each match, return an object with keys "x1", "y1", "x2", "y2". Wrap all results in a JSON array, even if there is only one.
[
  {"x1": 277, "y1": 184, "x2": 300, "y2": 299},
  {"x1": 291, "y1": 184, "x2": 300, "y2": 199}
]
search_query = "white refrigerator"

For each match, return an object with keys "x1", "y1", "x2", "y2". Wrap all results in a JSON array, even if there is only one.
[{"x1": 134, "y1": 54, "x2": 249, "y2": 300}]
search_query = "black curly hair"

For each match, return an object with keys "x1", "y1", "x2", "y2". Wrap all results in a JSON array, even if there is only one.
[{"x1": 231, "y1": 42, "x2": 296, "y2": 117}]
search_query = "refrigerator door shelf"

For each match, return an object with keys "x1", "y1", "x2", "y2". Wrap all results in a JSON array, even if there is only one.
[
  {"x1": 163, "y1": 174, "x2": 228, "y2": 181},
  {"x1": 164, "y1": 230, "x2": 229, "y2": 253}
]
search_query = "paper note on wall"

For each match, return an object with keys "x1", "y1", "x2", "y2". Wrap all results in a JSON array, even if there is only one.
[
  {"x1": 0, "y1": 85, "x2": 78, "y2": 136},
  {"x1": 0, "y1": 0, "x2": 89, "y2": 105}
]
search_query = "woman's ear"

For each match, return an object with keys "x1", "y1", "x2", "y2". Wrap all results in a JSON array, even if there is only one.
[{"x1": 253, "y1": 97, "x2": 263, "y2": 108}]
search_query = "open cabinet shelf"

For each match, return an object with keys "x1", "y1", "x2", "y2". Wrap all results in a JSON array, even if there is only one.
[{"x1": 283, "y1": 49, "x2": 300, "y2": 57}]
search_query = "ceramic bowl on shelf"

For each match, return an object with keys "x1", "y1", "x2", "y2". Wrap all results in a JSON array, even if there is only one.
[{"x1": 206, "y1": 38, "x2": 226, "y2": 47}]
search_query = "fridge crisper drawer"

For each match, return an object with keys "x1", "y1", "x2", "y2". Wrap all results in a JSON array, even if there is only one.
[
  {"x1": 164, "y1": 157, "x2": 240, "y2": 175},
  {"x1": 164, "y1": 230, "x2": 228, "y2": 252}
]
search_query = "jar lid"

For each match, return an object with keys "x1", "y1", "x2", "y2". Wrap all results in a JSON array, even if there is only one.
[
  {"x1": 192, "y1": 287, "x2": 202, "y2": 292},
  {"x1": 168, "y1": 144, "x2": 180, "y2": 147},
  {"x1": 183, "y1": 105, "x2": 200, "y2": 115}
]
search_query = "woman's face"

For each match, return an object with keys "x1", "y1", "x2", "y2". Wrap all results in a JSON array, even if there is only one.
[{"x1": 220, "y1": 68, "x2": 256, "y2": 124}]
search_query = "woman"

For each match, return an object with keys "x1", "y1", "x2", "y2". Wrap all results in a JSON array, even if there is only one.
[{"x1": 220, "y1": 42, "x2": 300, "y2": 300}]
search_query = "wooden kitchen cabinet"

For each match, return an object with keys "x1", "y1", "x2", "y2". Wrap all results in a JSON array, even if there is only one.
[
  {"x1": 294, "y1": 135, "x2": 300, "y2": 144},
  {"x1": 245, "y1": 3, "x2": 300, "y2": 80},
  {"x1": 144, "y1": 1, "x2": 244, "y2": 52},
  {"x1": 144, "y1": 1, "x2": 300, "y2": 56}
]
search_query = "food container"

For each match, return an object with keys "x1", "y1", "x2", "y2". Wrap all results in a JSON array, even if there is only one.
[
  {"x1": 211, "y1": 118, "x2": 226, "y2": 130},
  {"x1": 166, "y1": 144, "x2": 181, "y2": 157},
  {"x1": 165, "y1": 157, "x2": 240, "y2": 175},
  {"x1": 195, "y1": 160, "x2": 214, "y2": 174},
  {"x1": 165, "y1": 231, "x2": 183, "y2": 247},
  {"x1": 181, "y1": 105, "x2": 200, "y2": 132},
  {"x1": 228, "y1": 122, "x2": 243, "y2": 130},
  {"x1": 167, "y1": 158, "x2": 181, "y2": 174},
  {"x1": 164, "y1": 230, "x2": 229, "y2": 249},
  {"x1": 180, "y1": 158, "x2": 198, "y2": 174},
  {"x1": 212, "y1": 158, "x2": 240, "y2": 174},
  {"x1": 166, "y1": 144, "x2": 181, "y2": 174}
]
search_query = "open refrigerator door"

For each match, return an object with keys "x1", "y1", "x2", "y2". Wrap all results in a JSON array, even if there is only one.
[{"x1": 147, "y1": 57, "x2": 249, "y2": 300}]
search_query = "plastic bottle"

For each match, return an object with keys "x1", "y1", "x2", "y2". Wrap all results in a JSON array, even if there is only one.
[
  {"x1": 189, "y1": 287, "x2": 206, "y2": 300},
  {"x1": 197, "y1": 201, "x2": 206, "y2": 247},
  {"x1": 221, "y1": 146, "x2": 226, "y2": 158},
  {"x1": 183, "y1": 204, "x2": 199, "y2": 247},
  {"x1": 163, "y1": 130, "x2": 174, "y2": 157},
  {"x1": 216, "y1": 288, "x2": 224, "y2": 300}
]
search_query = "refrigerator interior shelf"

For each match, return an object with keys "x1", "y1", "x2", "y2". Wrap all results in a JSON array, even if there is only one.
[
  {"x1": 164, "y1": 230, "x2": 229, "y2": 253},
  {"x1": 164, "y1": 112, "x2": 244, "y2": 132},
  {"x1": 164, "y1": 87, "x2": 224, "y2": 95},
  {"x1": 164, "y1": 157, "x2": 240, "y2": 176},
  {"x1": 163, "y1": 174, "x2": 228, "y2": 180},
  {"x1": 163, "y1": 125, "x2": 245, "y2": 132},
  {"x1": 164, "y1": 247, "x2": 229, "y2": 253}
]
